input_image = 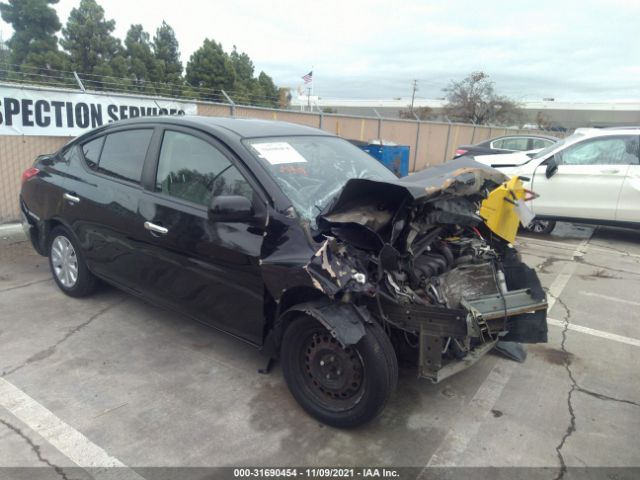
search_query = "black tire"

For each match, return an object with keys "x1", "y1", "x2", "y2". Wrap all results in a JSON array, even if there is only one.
[
  {"x1": 524, "y1": 219, "x2": 556, "y2": 235},
  {"x1": 281, "y1": 315, "x2": 398, "y2": 428},
  {"x1": 48, "y1": 226, "x2": 98, "y2": 297}
]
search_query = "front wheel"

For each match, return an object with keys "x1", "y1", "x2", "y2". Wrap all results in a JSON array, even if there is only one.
[
  {"x1": 281, "y1": 315, "x2": 397, "y2": 428},
  {"x1": 524, "y1": 219, "x2": 556, "y2": 235}
]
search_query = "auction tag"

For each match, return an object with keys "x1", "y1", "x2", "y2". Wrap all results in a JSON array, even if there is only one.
[
  {"x1": 252, "y1": 142, "x2": 307, "y2": 165},
  {"x1": 515, "y1": 199, "x2": 535, "y2": 227}
]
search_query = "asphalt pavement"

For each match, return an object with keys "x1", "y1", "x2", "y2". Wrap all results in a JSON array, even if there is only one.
[{"x1": 0, "y1": 222, "x2": 639, "y2": 479}]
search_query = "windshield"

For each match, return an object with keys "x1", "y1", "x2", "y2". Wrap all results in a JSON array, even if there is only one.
[{"x1": 244, "y1": 136, "x2": 398, "y2": 225}]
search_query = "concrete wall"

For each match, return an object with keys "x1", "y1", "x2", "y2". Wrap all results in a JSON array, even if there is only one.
[{"x1": 0, "y1": 99, "x2": 550, "y2": 223}]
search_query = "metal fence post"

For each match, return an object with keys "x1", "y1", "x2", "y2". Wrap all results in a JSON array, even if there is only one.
[
  {"x1": 221, "y1": 90, "x2": 236, "y2": 117},
  {"x1": 73, "y1": 72, "x2": 86, "y2": 93},
  {"x1": 443, "y1": 116, "x2": 453, "y2": 163},
  {"x1": 373, "y1": 108, "x2": 382, "y2": 140},
  {"x1": 319, "y1": 111, "x2": 324, "y2": 129},
  {"x1": 413, "y1": 112, "x2": 421, "y2": 172}
]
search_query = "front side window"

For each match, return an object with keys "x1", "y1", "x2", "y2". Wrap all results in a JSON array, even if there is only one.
[
  {"x1": 559, "y1": 136, "x2": 639, "y2": 166},
  {"x1": 156, "y1": 130, "x2": 253, "y2": 206},
  {"x1": 97, "y1": 129, "x2": 153, "y2": 182}
]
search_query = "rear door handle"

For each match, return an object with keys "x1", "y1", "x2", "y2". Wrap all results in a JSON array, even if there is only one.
[
  {"x1": 63, "y1": 192, "x2": 80, "y2": 204},
  {"x1": 600, "y1": 169, "x2": 620, "y2": 174},
  {"x1": 144, "y1": 221, "x2": 168, "y2": 235}
]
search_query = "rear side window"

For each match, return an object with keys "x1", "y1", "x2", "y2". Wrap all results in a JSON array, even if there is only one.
[
  {"x1": 500, "y1": 137, "x2": 529, "y2": 151},
  {"x1": 156, "y1": 130, "x2": 253, "y2": 206},
  {"x1": 82, "y1": 137, "x2": 104, "y2": 170},
  {"x1": 97, "y1": 129, "x2": 153, "y2": 183},
  {"x1": 532, "y1": 138, "x2": 554, "y2": 149}
]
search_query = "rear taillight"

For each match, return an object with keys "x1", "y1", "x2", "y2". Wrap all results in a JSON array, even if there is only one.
[
  {"x1": 21, "y1": 167, "x2": 40, "y2": 185},
  {"x1": 455, "y1": 149, "x2": 468, "y2": 157}
]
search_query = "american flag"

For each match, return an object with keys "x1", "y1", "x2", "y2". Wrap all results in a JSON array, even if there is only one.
[{"x1": 302, "y1": 71, "x2": 313, "y2": 84}]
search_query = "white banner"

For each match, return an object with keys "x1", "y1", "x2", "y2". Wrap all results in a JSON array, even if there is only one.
[{"x1": 0, "y1": 84, "x2": 198, "y2": 136}]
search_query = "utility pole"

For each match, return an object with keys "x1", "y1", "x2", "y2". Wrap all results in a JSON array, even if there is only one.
[{"x1": 410, "y1": 79, "x2": 418, "y2": 114}]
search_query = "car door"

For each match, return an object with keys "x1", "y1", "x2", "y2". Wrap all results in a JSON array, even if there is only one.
[
  {"x1": 614, "y1": 135, "x2": 640, "y2": 222},
  {"x1": 63, "y1": 127, "x2": 155, "y2": 291},
  {"x1": 530, "y1": 135, "x2": 633, "y2": 221},
  {"x1": 137, "y1": 127, "x2": 267, "y2": 345}
]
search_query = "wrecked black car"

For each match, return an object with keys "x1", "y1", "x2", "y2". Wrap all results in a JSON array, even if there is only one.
[{"x1": 20, "y1": 117, "x2": 547, "y2": 428}]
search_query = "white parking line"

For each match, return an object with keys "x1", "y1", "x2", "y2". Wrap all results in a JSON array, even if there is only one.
[
  {"x1": 547, "y1": 318, "x2": 640, "y2": 348},
  {"x1": 421, "y1": 362, "x2": 515, "y2": 469},
  {"x1": 0, "y1": 377, "x2": 143, "y2": 479},
  {"x1": 546, "y1": 238, "x2": 590, "y2": 311},
  {"x1": 579, "y1": 290, "x2": 640, "y2": 307},
  {"x1": 0, "y1": 223, "x2": 22, "y2": 233},
  {"x1": 422, "y1": 234, "x2": 593, "y2": 469}
]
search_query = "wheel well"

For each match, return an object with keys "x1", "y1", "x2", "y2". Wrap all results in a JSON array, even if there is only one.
[{"x1": 262, "y1": 286, "x2": 327, "y2": 357}]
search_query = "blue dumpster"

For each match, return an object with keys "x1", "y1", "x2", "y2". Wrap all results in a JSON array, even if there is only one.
[{"x1": 359, "y1": 144, "x2": 410, "y2": 177}]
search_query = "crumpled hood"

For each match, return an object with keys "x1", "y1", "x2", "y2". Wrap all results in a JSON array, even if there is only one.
[{"x1": 316, "y1": 157, "x2": 508, "y2": 242}]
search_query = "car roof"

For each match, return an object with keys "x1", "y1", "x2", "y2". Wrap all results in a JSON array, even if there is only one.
[
  {"x1": 486, "y1": 133, "x2": 559, "y2": 142},
  {"x1": 575, "y1": 126, "x2": 640, "y2": 136},
  {"x1": 93, "y1": 115, "x2": 329, "y2": 139}
]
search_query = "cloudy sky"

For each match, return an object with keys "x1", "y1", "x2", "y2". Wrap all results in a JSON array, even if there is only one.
[{"x1": 1, "y1": 0, "x2": 639, "y2": 101}]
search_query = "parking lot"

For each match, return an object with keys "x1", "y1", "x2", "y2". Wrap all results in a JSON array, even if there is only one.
[{"x1": 1, "y1": 222, "x2": 639, "y2": 477}]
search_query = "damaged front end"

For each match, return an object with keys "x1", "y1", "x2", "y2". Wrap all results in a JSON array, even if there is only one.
[{"x1": 306, "y1": 157, "x2": 548, "y2": 383}]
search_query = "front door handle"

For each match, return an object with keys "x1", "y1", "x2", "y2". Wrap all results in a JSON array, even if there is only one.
[
  {"x1": 600, "y1": 169, "x2": 620, "y2": 174},
  {"x1": 144, "y1": 221, "x2": 168, "y2": 235},
  {"x1": 63, "y1": 192, "x2": 80, "y2": 204}
]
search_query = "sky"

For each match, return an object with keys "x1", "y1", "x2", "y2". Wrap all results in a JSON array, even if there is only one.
[{"x1": 1, "y1": 0, "x2": 639, "y2": 102}]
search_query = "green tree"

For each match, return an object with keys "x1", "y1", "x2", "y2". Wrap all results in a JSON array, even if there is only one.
[
  {"x1": 61, "y1": 0, "x2": 126, "y2": 88},
  {"x1": 443, "y1": 71, "x2": 522, "y2": 126},
  {"x1": 230, "y1": 46, "x2": 254, "y2": 84},
  {"x1": 124, "y1": 24, "x2": 158, "y2": 91},
  {"x1": 255, "y1": 71, "x2": 278, "y2": 107},
  {"x1": 153, "y1": 20, "x2": 183, "y2": 90},
  {"x1": 0, "y1": 39, "x2": 9, "y2": 79},
  {"x1": 185, "y1": 38, "x2": 235, "y2": 101},
  {"x1": 0, "y1": 0, "x2": 67, "y2": 77}
]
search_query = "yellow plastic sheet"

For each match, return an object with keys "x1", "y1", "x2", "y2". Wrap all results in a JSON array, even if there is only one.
[{"x1": 479, "y1": 176, "x2": 527, "y2": 244}]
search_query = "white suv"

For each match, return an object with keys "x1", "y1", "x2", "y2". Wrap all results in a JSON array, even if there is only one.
[{"x1": 474, "y1": 127, "x2": 640, "y2": 234}]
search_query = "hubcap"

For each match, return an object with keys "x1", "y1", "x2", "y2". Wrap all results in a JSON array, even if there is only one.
[
  {"x1": 51, "y1": 236, "x2": 78, "y2": 288},
  {"x1": 302, "y1": 332, "x2": 365, "y2": 410}
]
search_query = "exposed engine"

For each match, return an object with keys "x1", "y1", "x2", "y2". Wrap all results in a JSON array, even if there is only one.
[{"x1": 305, "y1": 158, "x2": 548, "y2": 382}]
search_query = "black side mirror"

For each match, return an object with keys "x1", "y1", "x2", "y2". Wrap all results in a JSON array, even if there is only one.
[
  {"x1": 545, "y1": 156, "x2": 558, "y2": 179},
  {"x1": 208, "y1": 195, "x2": 253, "y2": 222}
]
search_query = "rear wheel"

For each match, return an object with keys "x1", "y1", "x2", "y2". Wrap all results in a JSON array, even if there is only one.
[
  {"x1": 48, "y1": 226, "x2": 97, "y2": 297},
  {"x1": 281, "y1": 315, "x2": 397, "y2": 428},
  {"x1": 524, "y1": 219, "x2": 556, "y2": 235}
]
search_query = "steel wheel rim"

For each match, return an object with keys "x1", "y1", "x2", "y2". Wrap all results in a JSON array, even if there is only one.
[
  {"x1": 528, "y1": 219, "x2": 550, "y2": 233},
  {"x1": 51, "y1": 236, "x2": 78, "y2": 288},
  {"x1": 301, "y1": 330, "x2": 365, "y2": 411}
]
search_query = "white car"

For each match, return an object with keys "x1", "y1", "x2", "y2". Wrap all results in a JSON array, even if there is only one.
[{"x1": 474, "y1": 127, "x2": 640, "y2": 234}]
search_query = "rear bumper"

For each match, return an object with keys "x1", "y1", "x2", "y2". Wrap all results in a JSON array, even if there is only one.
[{"x1": 19, "y1": 196, "x2": 47, "y2": 256}]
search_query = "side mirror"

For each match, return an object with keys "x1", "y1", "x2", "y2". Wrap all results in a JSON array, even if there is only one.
[
  {"x1": 208, "y1": 195, "x2": 253, "y2": 222},
  {"x1": 545, "y1": 156, "x2": 558, "y2": 179}
]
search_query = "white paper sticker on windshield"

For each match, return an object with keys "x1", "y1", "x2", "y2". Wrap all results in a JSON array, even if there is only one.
[{"x1": 252, "y1": 142, "x2": 307, "y2": 165}]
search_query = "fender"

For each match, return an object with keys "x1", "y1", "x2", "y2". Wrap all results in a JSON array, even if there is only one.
[{"x1": 279, "y1": 299, "x2": 373, "y2": 347}]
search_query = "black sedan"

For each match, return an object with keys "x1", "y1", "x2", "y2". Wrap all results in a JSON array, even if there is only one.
[
  {"x1": 20, "y1": 117, "x2": 547, "y2": 427},
  {"x1": 454, "y1": 134, "x2": 558, "y2": 158}
]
